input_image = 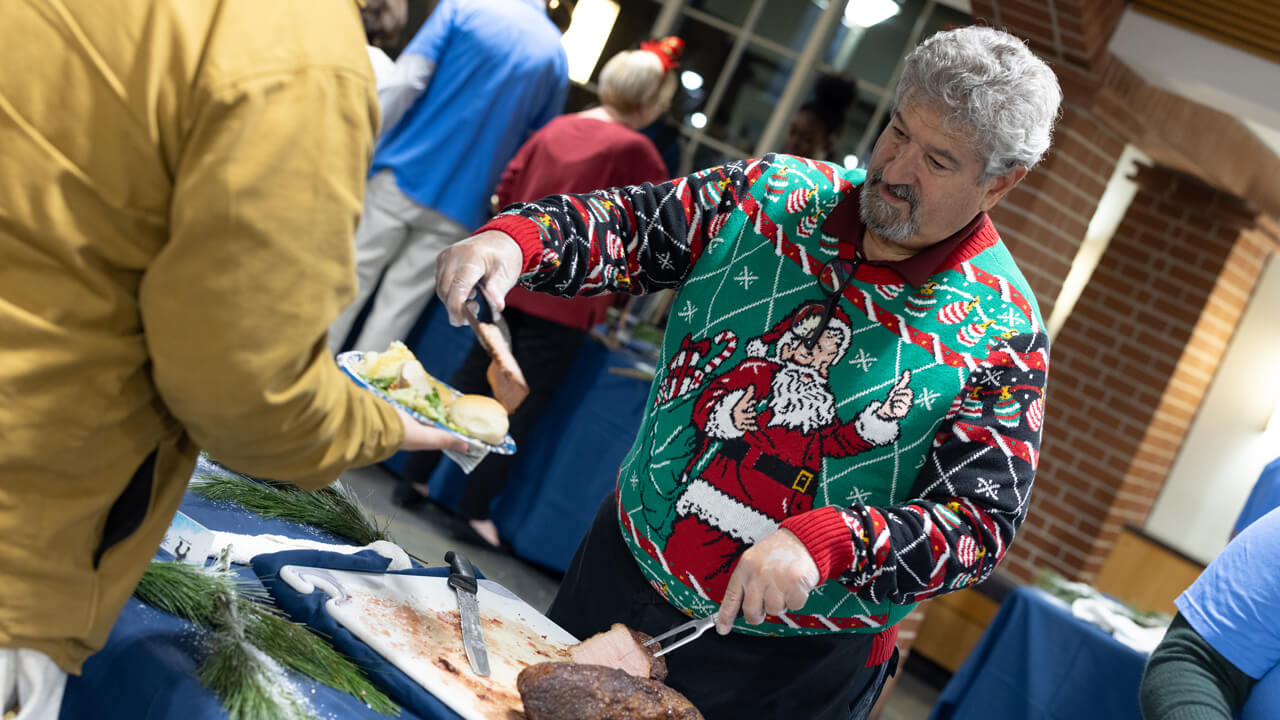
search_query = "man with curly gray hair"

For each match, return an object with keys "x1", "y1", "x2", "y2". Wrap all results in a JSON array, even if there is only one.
[
  {"x1": 860, "y1": 25, "x2": 1061, "y2": 250},
  {"x1": 434, "y1": 25, "x2": 1060, "y2": 720}
]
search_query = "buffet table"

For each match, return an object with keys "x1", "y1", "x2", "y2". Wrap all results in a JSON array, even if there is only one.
[
  {"x1": 929, "y1": 585, "x2": 1148, "y2": 720},
  {"x1": 60, "y1": 484, "x2": 467, "y2": 720},
  {"x1": 384, "y1": 299, "x2": 655, "y2": 572}
]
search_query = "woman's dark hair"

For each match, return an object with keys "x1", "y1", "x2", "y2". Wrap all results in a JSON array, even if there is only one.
[
  {"x1": 800, "y1": 74, "x2": 858, "y2": 137},
  {"x1": 362, "y1": 0, "x2": 408, "y2": 50}
]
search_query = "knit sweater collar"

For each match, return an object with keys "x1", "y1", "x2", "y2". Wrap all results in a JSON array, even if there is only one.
[{"x1": 820, "y1": 189, "x2": 998, "y2": 287}]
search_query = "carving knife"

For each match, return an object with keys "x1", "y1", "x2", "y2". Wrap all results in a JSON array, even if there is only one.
[
  {"x1": 460, "y1": 283, "x2": 512, "y2": 353},
  {"x1": 445, "y1": 550, "x2": 490, "y2": 677}
]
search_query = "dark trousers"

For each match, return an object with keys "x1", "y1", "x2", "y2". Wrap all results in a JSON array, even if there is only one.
[
  {"x1": 401, "y1": 307, "x2": 585, "y2": 519},
  {"x1": 548, "y1": 494, "x2": 897, "y2": 720}
]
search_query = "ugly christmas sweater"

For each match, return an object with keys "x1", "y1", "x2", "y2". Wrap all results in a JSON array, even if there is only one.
[{"x1": 481, "y1": 153, "x2": 1049, "y2": 637}]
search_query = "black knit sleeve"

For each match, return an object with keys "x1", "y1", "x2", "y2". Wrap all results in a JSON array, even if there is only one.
[{"x1": 495, "y1": 156, "x2": 776, "y2": 298}]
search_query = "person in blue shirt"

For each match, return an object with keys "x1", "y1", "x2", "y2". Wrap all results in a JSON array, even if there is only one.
[
  {"x1": 1231, "y1": 456, "x2": 1280, "y2": 538},
  {"x1": 329, "y1": 0, "x2": 569, "y2": 354},
  {"x1": 1141, "y1": 506, "x2": 1280, "y2": 719}
]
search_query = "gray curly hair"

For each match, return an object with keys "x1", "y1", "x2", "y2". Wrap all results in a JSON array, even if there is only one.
[{"x1": 895, "y1": 26, "x2": 1062, "y2": 180}]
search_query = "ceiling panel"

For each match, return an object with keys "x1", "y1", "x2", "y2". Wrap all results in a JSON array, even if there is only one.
[{"x1": 1134, "y1": 0, "x2": 1280, "y2": 65}]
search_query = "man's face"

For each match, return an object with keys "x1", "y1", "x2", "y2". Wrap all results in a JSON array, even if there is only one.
[
  {"x1": 777, "y1": 331, "x2": 841, "y2": 378},
  {"x1": 859, "y1": 101, "x2": 1026, "y2": 259}
]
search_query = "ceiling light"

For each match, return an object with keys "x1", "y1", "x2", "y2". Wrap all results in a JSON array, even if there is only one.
[
  {"x1": 842, "y1": 0, "x2": 900, "y2": 28},
  {"x1": 561, "y1": 0, "x2": 620, "y2": 85}
]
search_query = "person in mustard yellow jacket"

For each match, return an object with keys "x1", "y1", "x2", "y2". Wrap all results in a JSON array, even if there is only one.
[{"x1": 0, "y1": 2, "x2": 467, "y2": 715}]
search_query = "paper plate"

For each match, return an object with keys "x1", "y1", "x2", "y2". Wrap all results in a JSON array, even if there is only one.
[{"x1": 337, "y1": 351, "x2": 516, "y2": 455}]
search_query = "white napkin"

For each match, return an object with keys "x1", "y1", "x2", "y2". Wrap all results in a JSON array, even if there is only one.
[
  {"x1": 1071, "y1": 597, "x2": 1169, "y2": 654},
  {"x1": 444, "y1": 444, "x2": 489, "y2": 474},
  {"x1": 208, "y1": 531, "x2": 412, "y2": 570}
]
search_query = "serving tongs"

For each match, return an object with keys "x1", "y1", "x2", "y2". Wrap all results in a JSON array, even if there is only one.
[{"x1": 642, "y1": 614, "x2": 717, "y2": 657}]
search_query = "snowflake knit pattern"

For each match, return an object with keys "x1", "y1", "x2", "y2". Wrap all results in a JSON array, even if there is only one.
[{"x1": 481, "y1": 154, "x2": 1048, "y2": 638}]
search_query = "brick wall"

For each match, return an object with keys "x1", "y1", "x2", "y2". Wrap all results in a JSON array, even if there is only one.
[
  {"x1": 893, "y1": 1, "x2": 1280, "y2": 696},
  {"x1": 988, "y1": 101, "x2": 1127, "y2": 321},
  {"x1": 970, "y1": 0, "x2": 1124, "y2": 69},
  {"x1": 1000, "y1": 164, "x2": 1274, "y2": 583},
  {"x1": 962, "y1": 0, "x2": 1280, "y2": 585}
]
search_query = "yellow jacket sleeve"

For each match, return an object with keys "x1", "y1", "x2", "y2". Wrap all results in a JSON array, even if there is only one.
[{"x1": 139, "y1": 63, "x2": 403, "y2": 489}]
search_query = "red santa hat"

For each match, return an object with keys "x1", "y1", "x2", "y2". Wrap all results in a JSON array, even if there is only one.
[{"x1": 746, "y1": 302, "x2": 853, "y2": 361}]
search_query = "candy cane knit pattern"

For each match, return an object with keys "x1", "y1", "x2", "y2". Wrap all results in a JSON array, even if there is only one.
[{"x1": 480, "y1": 154, "x2": 1048, "y2": 637}]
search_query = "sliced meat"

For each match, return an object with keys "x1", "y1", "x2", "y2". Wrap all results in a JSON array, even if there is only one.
[
  {"x1": 569, "y1": 623, "x2": 667, "y2": 681},
  {"x1": 518, "y1": 662, "x2": 702, "y2": 720},
  {"x1": 476, "y1": 322, "x2": 529, "y2": 412}
]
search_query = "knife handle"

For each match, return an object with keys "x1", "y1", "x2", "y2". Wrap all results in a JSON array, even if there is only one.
[{"x1": 445, "y1": 551, "x2": 478, "y2": 594}]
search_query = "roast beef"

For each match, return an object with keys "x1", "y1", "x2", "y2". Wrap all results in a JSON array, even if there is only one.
[
  {"x1": 569, "y1": 623, "x2": 667, "y2": 681},
  {"x1": 476, "y1": 321, "x2": 529, "y2": 412},
  {"x1": 517, "y1": 662, "x2": 702, "y2": 720}
]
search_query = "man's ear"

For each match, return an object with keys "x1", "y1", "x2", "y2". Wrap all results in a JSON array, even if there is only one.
[{"x1": 980, "y1": 165, "x2": 1028, "y2": 212}]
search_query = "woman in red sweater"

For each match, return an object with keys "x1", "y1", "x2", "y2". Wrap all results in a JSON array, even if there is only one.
[{"x1": 396, "y1": 38, "x2": 682, "y2": 549}]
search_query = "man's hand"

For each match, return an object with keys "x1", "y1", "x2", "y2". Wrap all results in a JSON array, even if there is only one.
[
  {"x1": 716, "y1": 529, "x2": 820, "y2": 634},
  {"x1": 875, "y1": 370, "x2": 913, "y2": 421},
  {"x1": 731, "y1": 388, "x2": 759, "y2": 432},
  {"x1": 434, "y1": 230, "x2": 524, "y2": 326},
  {"x1": 397, "y1": 410, "x2": 471, "y2": 453}
]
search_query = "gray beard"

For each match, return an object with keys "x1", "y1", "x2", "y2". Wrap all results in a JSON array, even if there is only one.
[
  {"x1": 859, "y1": 175, "x2": 920, "y2": 244},
  {"x1": 769, "y1": 364, "x2": 836, "y2": 433}
]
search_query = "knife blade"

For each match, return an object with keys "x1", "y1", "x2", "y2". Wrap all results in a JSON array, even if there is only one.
[
  {"x1": 478, "y1": 282, "x2": 512, "y2": 349},
  {"x1": 460, "y1": 302, "x2": 496, "y2": 357},
  {"x1": 460, "y1": 284, "x2": 512, "y2": 356},
  {"x1": 445, "y1": 550, "x2": 490, "y2": 677},
  {"x1": 460, "y1": 286, "x2": 529, "y2": 413}
]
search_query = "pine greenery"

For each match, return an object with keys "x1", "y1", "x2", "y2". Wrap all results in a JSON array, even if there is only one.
[
  {"x1": 200, "y1": 593, "x2": 310, "y2": 720},
  {"x1": 190, "y1": 472, "x2": 391, "y2": 546},
  {"x1": 136, "y1": 562, "x2": 399, "y2": 717}
]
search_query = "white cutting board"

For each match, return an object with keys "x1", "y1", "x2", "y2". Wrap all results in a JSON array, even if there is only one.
[{"x1": 279, "y1": 566, "x2": 578, "y2": 720}]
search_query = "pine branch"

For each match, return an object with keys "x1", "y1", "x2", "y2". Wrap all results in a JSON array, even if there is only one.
[
  {"x1": 134, "y1": 559, "x2": 249, "y2": 624},
  {"x1": 200, "y1": 592, "x2": 311, "y2": 720},
  {"x1": 190, "y1": 472, "x2": 391, "y2": 546},
  {"x1": 137, "y1": 562, "x2": 399, "y2": 717},
  {"x1": 245, "y1": 609, "x2": 399, "y2": 715}
]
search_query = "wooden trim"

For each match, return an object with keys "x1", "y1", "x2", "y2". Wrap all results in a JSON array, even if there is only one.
[{"x1": 1132, "y1": 3, "x2": 1280, "y2": 66}]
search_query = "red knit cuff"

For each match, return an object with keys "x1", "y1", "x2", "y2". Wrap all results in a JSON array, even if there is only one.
[
  {"x1": 781, "y1": 507, "x2": 857, "y2": 582},
  {"x1": 477, "y1": 215, "x2": 546, "y2": 274}
]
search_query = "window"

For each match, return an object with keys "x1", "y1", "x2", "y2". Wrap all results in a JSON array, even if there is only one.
[{"x1": 568, "y1": 0, "x2": 972, "y2": 173}]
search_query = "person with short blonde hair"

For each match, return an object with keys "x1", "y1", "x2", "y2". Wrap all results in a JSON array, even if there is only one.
[{"x1": 597, "y1": 43, "x2": 680, "y2": 125}]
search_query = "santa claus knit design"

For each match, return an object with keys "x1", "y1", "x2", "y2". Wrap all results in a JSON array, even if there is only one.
[{"x1": 481, "y1": 154, "x2": 1048, "y2": 637}]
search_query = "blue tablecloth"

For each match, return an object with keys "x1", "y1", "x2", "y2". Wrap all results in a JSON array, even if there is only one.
[
  {"x1": 60, "y1": 477, "x2": 460, "y2": 720},
  {"x1": 930, "y1": 586, "x2": 1147, "y2": 720},
  {"x1": 384, "y1": 299, "x2": 653, "y2": 572}
]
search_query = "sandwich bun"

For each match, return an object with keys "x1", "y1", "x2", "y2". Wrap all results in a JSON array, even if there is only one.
[{"x1": 447, "y1": 394, "x2": 510, "y2": 445}]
